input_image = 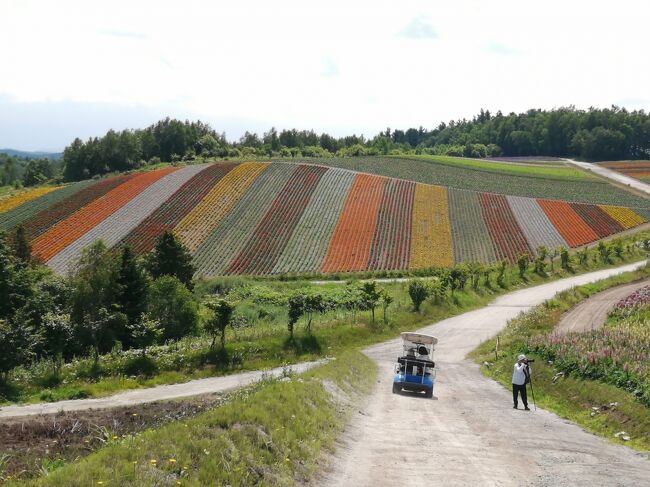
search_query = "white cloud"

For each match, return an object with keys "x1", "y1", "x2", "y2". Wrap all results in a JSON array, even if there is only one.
[
  {"x1": 1, "y1": 0, "x2": 649, "y2": 149},
  {"x1": 399, "y1": 15, "x2": 438, "y2": 40}
]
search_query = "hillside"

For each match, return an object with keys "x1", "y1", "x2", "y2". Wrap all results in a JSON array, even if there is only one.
[
  {"x1": 599, "y1": 160, "x2": 650, "y2": 183},
  {"x1": 285, "y1": 156, "x2": 650, "y2": 210},
  {"x1": 0, "y1": 148, "x2": 62, "y2": 160},
  {"x1": 0, "y1": 161, "x2": 648, "y2": 277}
]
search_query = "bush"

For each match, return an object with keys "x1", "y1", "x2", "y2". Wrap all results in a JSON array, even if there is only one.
[{"x1": 148, "y1": 276, "x2": 200, "y2": 341}]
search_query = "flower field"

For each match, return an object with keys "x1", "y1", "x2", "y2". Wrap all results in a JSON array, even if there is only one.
[
  {"x1": 2, "y1": 162, "x2": 649, "y2": 277},
  {"x1": 600, "y1": 160, "x2": 650, "y2": 183}
]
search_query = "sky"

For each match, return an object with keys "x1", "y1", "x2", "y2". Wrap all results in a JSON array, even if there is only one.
[{"x1": 1, "y1": 0, "x2": 649, "y2": 151}]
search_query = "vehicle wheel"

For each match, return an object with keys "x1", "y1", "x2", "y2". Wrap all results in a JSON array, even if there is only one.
[
  {"x1": 392, "y1": 383, "x2": 400, "y2": 394},
  {"x1": 425, "y1": 389, "x2": 433, "y2": 398}
]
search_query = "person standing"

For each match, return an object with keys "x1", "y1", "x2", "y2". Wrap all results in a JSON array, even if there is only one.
[{"x1": 512, "y1": 354, "x2": 531, "y2": 410}]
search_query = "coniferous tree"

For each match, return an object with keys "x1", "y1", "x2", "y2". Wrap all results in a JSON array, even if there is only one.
[
  {"x1": 12, "y1": 225, "x2": 32, "y2": 263},
  {"x1": 116, "y1": 245, "x2": 149, "y2": 326},
  {"x1": 147, "y1": 231, "x2": 195, "y2": 289}
]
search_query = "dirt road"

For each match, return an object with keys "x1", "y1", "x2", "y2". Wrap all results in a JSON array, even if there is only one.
[
  {"x1": 318, "y1": 261, "x2": 650, "y2": 487},
  {"x1": 565, "y1": 159, "x2": 650, "y2": 198},
  {"x1": 0, "y1": 360, "x2": 324, "y2": 418},
  {"x1": 556, "y1": 278, "x2": 650, "y2": 334}
]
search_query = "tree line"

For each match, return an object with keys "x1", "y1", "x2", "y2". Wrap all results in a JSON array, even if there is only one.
[
  {"x1": 58, "y1": 106, "x2": 650, "y2": 181},
  {"x1": 0, "y1": 154, "x2": 60, "y2": 187}
]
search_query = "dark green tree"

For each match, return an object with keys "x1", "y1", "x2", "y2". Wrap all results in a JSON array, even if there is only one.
[
  {"x1": 204, "y1": 299, "x2": 235, "y2": 349},
  {"x1": 408, "y1": 280, "x2": 430, "y2": 312},
  {"x1": 359, "y1": 282, "x2": 380, "y2": 324},
  {"x1": 0, "y1": 319, "x2": 37, "y2": 382},
  {"x1": 128, "y1": 313, "x2": 162, "y2": 357},
  {"x1": 115, "y1": 246, "x2": 149, "y2": 328},
  {"x1": 148, "y1": 275, "x2": 199, "y2": 341},
  {"x1": 12, "y1": 225, "x2": 31, "y2": 263},
  {"x1": 147, "y1": 231, "x2": 195, "y2": 289}
]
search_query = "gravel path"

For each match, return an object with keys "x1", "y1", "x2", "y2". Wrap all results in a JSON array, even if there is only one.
[
  {"x1": 0, "y1": 360, "x2": 325, "y2": 418},
  {"x1": 556, "y1": 278, "x2": 650, "y2": 334},
  {"x1": 566, "y1": 159, "x2": 650, "y2": 198},
  {"x1": 318, "y1": 261, "x2": 650, "y2": 487}
]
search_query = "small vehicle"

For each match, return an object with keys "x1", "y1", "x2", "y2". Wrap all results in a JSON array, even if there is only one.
[{"x1": 392, "y1": 332, "x2": 437, "y2": 398}]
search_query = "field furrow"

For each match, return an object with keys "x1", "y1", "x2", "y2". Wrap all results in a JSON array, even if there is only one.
[
  {"x1": 409, "y1": 184, "x2": 453, "y2": 269},
  {"x1": 192, "y1": 164, "x2": 297, "y2": 276},
  {"x1": 479, "y1": 193, "x2": 531, "y2": 262},
  {"x1": 506, "y1": 195, "x2": 567, "y2": 252},
  {"x1": 570, "y1": 203, "x2": 624, "y2": 238},
  {"x1": 174, "y1": 162, "x2": 268, "y2": 252},
  {"x1": 226, "y1": 165, "x2": 328, "y2": 275},
  {"x1": 0, "y1": 180, "x2": 95, "y2": 232},
  {"x1": 598, "y1": 205, "x2": 647, "y2": 230},
  {"x1": 368, "y1": 179, "x2": 415, "y2": 270},
  {"x1": 271, "y1": 168, "x2": 356, "y2": 274},
  {"x1": 321, "y1": 174, "x2": 386, "y2": 272},
  {"x1": 448, "y1": 189, "x2": 497, "y2": 264},
  {"x1": 23, "y1": 174, "x2": 136, "y2": 240},
  {"x1": 119, "y1": 163, "x2": 237, "y2": 254},
  {"x1": 538, "y1": 200, "x2": 599, "y2": 247},
  {"x1": 47, "y1": 165, "x2": 208, "y2": 273},
  {"x1": 0, "y1": 186, "x2": 61, "y2": 213},
  {"x1": 32, "y1": 167, "x2": 178, "y2": 263}
]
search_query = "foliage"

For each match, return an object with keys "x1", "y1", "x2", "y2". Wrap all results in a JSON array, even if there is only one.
[
  {"x1": 127, "y1": 313, "x2": 162, "y2": 358},
  {"x1": 146, "y1": 230, "x2": 195, "y2": 289},
  {"x1": 204, "y1": 299, "x2": 235, "y2": 349},
  {"x1": 115, "y1": 245, "x2": 149, "y2": 329},
  {"x1": 147, "y1": 276, "x2": 199, "y2": 341},
  {"x1": 408, "y1": 280, "x2": 430, "y2": 311},
  {"x1": 0, "y1": 319, "x2": 37, "y2": 381}
]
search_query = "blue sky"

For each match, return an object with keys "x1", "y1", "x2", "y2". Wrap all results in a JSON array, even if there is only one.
[{"x1": 1, "y1": 0, "x2": 649, "y2": 151}]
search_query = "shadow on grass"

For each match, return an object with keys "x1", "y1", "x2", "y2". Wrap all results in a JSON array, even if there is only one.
[
  {"x1": 283, "y1": 334, "x2": 322, "y2": 355},
  {"x1": 123, "y1": 356, "x2": 159, "y2": 377},
  {"x1": 0, "y1": 380, "x2": 23, "y2": 402}
]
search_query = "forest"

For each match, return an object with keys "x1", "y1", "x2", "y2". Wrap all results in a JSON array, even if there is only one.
[{"x1": 59, "y1": 106, "x2": 650, "y2": 181}]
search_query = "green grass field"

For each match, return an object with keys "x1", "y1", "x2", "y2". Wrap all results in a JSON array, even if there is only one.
[{"x1": 286, "y1": 156, "x2": 650, "y2": 208}]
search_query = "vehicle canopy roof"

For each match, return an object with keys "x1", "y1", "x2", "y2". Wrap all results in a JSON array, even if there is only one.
[{"x1": 401, "y1": 332, "x2": 438, "y2": 346}]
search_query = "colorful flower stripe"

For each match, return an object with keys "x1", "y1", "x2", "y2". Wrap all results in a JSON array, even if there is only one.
[
  {"x1": 32, "y1": 167, "x2": 178, "y2": 263},
  {"x1": 598, "y1": 205, "x2": 646, "y2": 229},
  {"x1": 479, "y1": 193, "x2": 531, "y2": 262},
  {"x1": 0, "y1": 180, "x2": 96, "y2": 231},
  {"x1": 321, "y1": 174, "x2": 387, "y2": 272},
  {"x1": 47, "y1": 165, "x2": 208, "y2": 274},
  {"x1": 448, "y1": 189, "x2": 497, "y2": 264},
  {"x1": 0, "y1": 186, "x2": 61, "y2": 214},
  {"x1": 409, "y1": 184, "x2": 453, "y2": 269},
  {"x1": 570, "y1": 203, "x2": 624, "y2": 238},
  {"x1": 119, "y1": 163, "x2": 237, "y2": 254},
  {"x1": 175, "y1": 162, "x2": 268, "y2": 252},
  {"x1": 506, "y1": 195, "x2": 567, "y2": 252},
  {"x1": 368, "y1": 178, "x2": 415, "y2": 270},
  {"x1": 192, "y1": 164, "x2": 297, "y2": 276},
  {"x1": 226, "y1": 165, "x2": 328, "y2": 275},
  {"x1": 538, "y1": 200, "x2": 599, "y2": 247},
  {"x1": 271, "y1": 168, "x2": 356, "y2": 274},
  {"x1": 23, "y1": 174, "x2": 137, "y2": 240}
]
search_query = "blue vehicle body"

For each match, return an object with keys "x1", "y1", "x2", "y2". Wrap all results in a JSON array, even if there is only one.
[{"x1": 393, "y1": 372, "x2": 433, "y2": 393}]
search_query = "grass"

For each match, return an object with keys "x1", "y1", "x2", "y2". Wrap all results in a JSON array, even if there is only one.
[
  {"x1": 8, "y1": 350, "x2": 376, "y2": 486},
  {"x1": 470, "y1": 266, "x2": 650, "y2": 453},
  {"x1": 284, "y1": 156, "x2": 650, "y2": 208},
  {"x1": 399, "y1": 154, "x2": 593, "y2": 180},
  {"x1": 4, "y1": 232, "x2": 649, "y2": 407}
]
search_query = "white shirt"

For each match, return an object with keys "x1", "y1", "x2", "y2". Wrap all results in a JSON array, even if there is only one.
[{"x1": 512, "y1": 363, "x2": 530, "y2": 385}]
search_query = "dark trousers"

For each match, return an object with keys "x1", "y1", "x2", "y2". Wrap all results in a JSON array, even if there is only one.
[{"x1": 512, "y1": 383, "x2": 528, "y2": 407}]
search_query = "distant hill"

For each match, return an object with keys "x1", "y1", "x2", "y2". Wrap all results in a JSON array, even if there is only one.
[{"x1": 0, "y1": 148, "x2": 63, "y2": 160}]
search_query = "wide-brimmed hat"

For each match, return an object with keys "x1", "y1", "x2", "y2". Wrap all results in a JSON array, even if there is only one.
[{"x1": 518, "y1": 354, "x2": 527, "y2": 361}]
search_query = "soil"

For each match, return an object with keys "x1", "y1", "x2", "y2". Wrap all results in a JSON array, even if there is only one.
[
  {"x1": 556, "y1": 278, "x2": 650, "y2": 334},
  {"x1": 0, "y1": 394, "x2": 225, "y2": 481}
]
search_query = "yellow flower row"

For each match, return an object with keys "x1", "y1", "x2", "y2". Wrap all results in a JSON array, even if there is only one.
[
  {"x1": 175, "y1": 162, "x2": 269, "y2": 252},
  {"x1": 0, "y1": 186, "x2": 60, "y2": 214},
  {"x1": 410, "y1": 183, "x2": 453, "y2": 269},
  {"x1": 599, "y1": 205, "x2": 646, "y2": 229}
]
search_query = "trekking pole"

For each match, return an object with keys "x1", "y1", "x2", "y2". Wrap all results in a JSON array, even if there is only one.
[{"x1": 528, "y1": 376, "x2": 537, "y2": 411}]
